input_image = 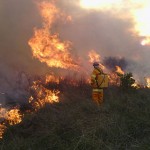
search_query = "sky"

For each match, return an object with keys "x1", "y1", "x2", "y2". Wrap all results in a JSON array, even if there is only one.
[
  {"x1": 57, "y1": 0, "x2": 150, "y2": 78},
  {"x1": 0, "y1": 0, "x2": 150, "y2": 103}
]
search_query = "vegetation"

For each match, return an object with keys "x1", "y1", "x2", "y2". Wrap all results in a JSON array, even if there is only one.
[
  {"x1": 1, "y1": 79, "x2": 150, "y2": 150},
  {"x1": 119, "y1": 73, "x2": 136, "y2": 91}
]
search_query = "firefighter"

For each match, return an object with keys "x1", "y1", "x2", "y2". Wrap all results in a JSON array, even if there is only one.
[{"x1": 91, "y1": 62, "x2": 107, "y2": 106}]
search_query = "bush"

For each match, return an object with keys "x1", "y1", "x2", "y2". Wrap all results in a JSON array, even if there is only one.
[{"x1": 118, "y1": 72, "x2": 135, "y2": 91}]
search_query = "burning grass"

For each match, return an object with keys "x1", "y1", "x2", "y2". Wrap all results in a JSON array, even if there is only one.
[
  {"x1": 0, "y1": 74, "x2": 90, "y2": 139},
  {"x1": 1, "y1": 81, "x2": 150, "y2": 149}
]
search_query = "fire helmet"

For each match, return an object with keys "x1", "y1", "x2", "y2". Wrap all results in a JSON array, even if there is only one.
[{"x1": 93, "y1": 62, "x2": 99, "y2": 67}]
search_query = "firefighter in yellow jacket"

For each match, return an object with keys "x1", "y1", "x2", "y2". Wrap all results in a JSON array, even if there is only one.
[{"x1": 91, "y1": 62, "x2": 108, "y2": 105}]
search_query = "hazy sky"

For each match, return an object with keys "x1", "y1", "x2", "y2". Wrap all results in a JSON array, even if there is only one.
[
  {"x1": 0, "y1": 0, "x2": 150, "y2": 100},
  {"x1": 56, "y1": 0, "x2": 150, "y2": 79}
]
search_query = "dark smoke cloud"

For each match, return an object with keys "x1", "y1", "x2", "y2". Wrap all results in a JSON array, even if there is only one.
[{"x1": 103, "y1": 57, "x2": 128, "y2": 71}]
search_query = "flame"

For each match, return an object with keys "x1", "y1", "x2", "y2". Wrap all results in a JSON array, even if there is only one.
[
  {"x1": 0, "y1": 76, "x2": 60, "y2": 138},
  {"x1": 109, "y1": 73, "x2": 121, "y2": 86},
  {"x1": 29, "y1": 79, "x2": 60, "y2": 111},
  {"x1": 115, "y1": 66, "x2": 124, "y2": 75},
  {"x1": 0, "y1": 107, "x2": 6, "y2": 139},
  {"x1": 0, "y1": 124, "x2": 6, "y2": 139},
  {"x1": 30, "y1": 89, "x2": 59, "y2": 111},
  {"x1": 28, "y1": 1, "x2": 78, "y2": 69},
  {"x1": 88, "y1": 50, "x2": 100, "y2": 63},
  {"x1": 0, "y1": 107, "x2": 22, "y2": 138},
  {"x1": 6, "y1": 108, "x2": 22, "y2": 125},
  {"x1": 131, "y1": 82, "x2": 140, "y2": 89},
  {"x1": 108, "y1": 66, "x2": 125, "y2": 86},
  {"x1": 88, "y1": 50, "x2": 105, "y2": 69},
  {"x1": 130, "y1": 78, "x2": 140, "y2": 89},
  {"x1": 45, "y1": 74, "x2": 60, "y2": 84},
  {"x1": 144, "y1": 77, "x2": 150, "y2": 88}
]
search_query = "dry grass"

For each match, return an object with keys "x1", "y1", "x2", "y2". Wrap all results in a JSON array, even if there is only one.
[{"x1": 1, "y1": 79, "x2": 150, "y2": 150}]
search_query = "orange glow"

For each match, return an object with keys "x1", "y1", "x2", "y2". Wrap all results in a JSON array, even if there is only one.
[
  {"x1": 45, "y1": 74, "x2": 60, "y2": 84},
  {"x1": 6, "y1": 108, "x2": 22, "y2": 125},
  {"x1": 109, "y1": 73, "x2": 120, "y2": 86},
  {"x1": 88, "y1": 50, "x2": 105, "y2": 69},
  {"x1": 109, "y1": 66, "x2": 125, "y2": 86},
  {"x1": 115, "y1": 66, "x2": 124, "y2": 75},
  {"x1": 0, "y1": 124, "x2": 6, "y2": 139},
  {"x1": 28, "y1": 1, "x2": 78, "y2": 70},
  {"x1": 29, "y1": 79, "x2": 60, "y2": 111},
  {"x1": 131, "y1": 82, "x2": 140, "y2": 89},
  {"x1": 88, "y1": 50, "x2": 100, "y2": 63},
  {"x1": 144, "y1": 77, "x2": 150, "y2": 88},
  {"x1": 0, "y1": 74, "x2": 60, "y2": 138},
  {"x1": 0, "y1": 107, "x2": 22, "y2": 138}
]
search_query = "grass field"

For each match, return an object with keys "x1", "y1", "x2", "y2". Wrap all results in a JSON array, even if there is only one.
[{"x1": 1, "y1": 82, "x2": 150, "y2": 150}]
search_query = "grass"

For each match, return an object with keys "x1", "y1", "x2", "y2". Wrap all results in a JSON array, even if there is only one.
[{"x1": 1, "y1": 82, "x2": 150, "y2": 150}]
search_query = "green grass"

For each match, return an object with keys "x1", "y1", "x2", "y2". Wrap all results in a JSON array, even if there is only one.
[{"x1": 1, "y1": 84, "x2": 150, "y2": 150}]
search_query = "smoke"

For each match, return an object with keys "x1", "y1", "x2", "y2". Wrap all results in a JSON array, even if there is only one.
[
  {"x1": 0, "y1": 0, "x2": 50, "y2": 73},
  {"x1": 56, "y1": 0, "x2": 150, "y2": 77},
  {"x1": 103, "y1": 57, "x2": 128, "y2": 71},
  {"x1": 0, "y1": 0, "x2": 50, "y2": 104},
  {"x1": 1, "y1": 0, "x2": 150, "y2": 103}
]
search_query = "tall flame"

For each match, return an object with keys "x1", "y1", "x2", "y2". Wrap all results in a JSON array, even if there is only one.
[
  {"x1": 29, "y1": 77, "x2": 60, "y2": 111},
  {"x1": 28, "y1": 1, "x2": 78, "y2": 69},
  {"x1": 115, "y1": 66, "x2": 124, "y2": 75}
]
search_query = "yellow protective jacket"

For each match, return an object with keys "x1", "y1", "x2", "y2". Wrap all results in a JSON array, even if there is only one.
[{"x1": 91, "y1": 67, "x2": 103, "y2": 89}]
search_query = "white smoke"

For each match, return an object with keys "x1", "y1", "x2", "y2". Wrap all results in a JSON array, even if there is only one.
[{"x1": 56, "y1": 0, "x2": 150, "y2": 80}]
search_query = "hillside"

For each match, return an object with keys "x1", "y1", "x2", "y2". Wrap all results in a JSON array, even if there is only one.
[{"x1": 1, "y1": 85, "x2": 150, "y2": 150}]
